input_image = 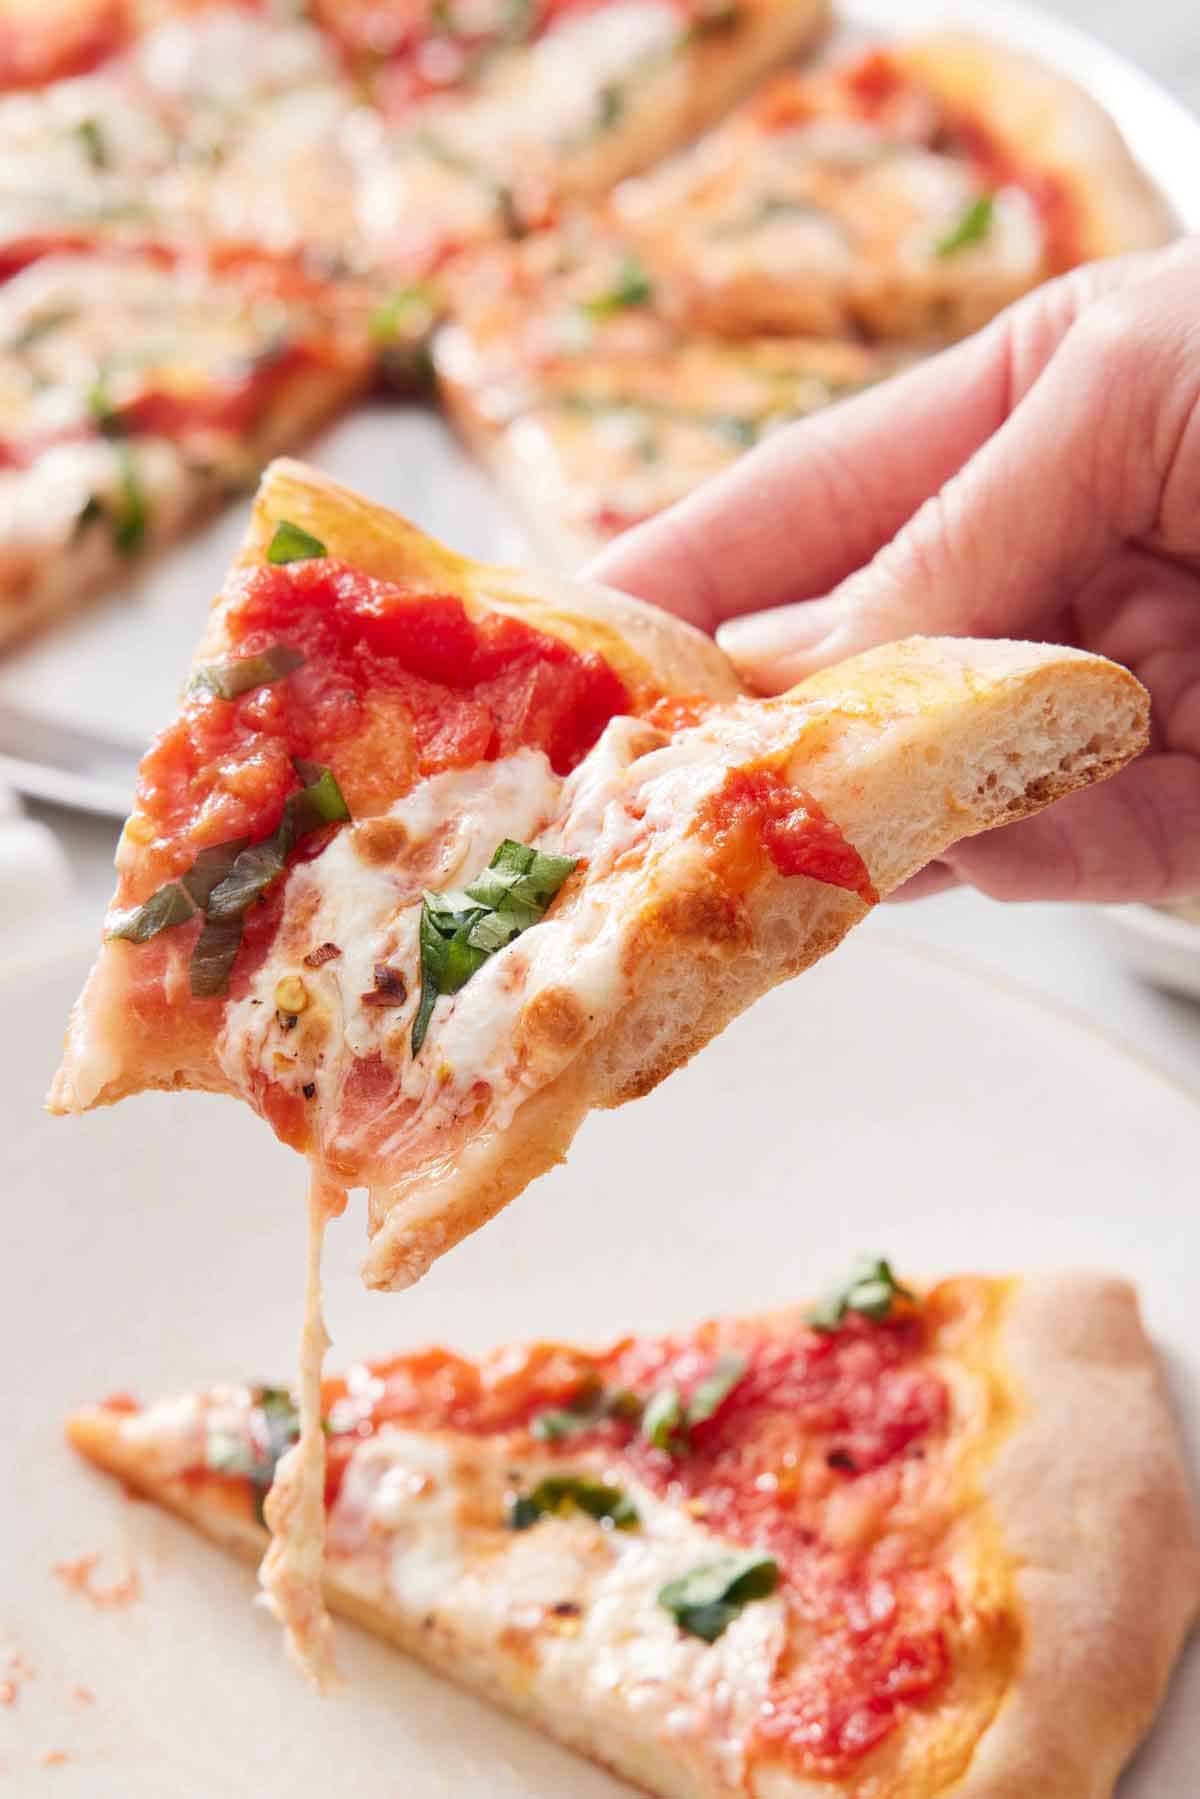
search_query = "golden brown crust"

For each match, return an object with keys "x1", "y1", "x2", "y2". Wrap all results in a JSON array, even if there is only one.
[
  {"x1": 894, "y1": 33, "x2": 1176, "y2": 263},
  {"x1": 954, "y1": 1275, "x2": 1200, "y2": 1798}
]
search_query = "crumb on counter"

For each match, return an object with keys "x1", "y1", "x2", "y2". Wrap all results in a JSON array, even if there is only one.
[{"x1": 52, "y1": 1553, "x2": 141, "y2": 1610}]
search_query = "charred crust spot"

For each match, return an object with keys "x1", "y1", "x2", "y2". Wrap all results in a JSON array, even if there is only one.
[
  {"x1": 549, "y1": 1600, "x2": 582, "y2": 1618},
  {"x1": 304, "y1": 941, "x2": 341, "y2": 969},
  {"x1": 516, "y1": 984, "x2": 588, "y2": 1057},
  {"x1": 826, "y1": 1447, "x2": 858, "y2": 1474},
  {"x1": 352, "y1": 817, "x2": 411, "y2": 867},
  {"x1": 302, "y1": 1081, "x2": 317, "y2": 1100}
]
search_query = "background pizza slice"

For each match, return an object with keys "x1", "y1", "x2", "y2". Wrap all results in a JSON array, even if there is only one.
[
  {"x1": 65, "y1": 1268, "x2": 1200, "y2": 1798},
  {"x1": 0, "y1": 250, "x2": 375, "y2": 645},
  {"x1": 612, "y1": 33, "x2": 1175, "y2": 342},
  {"x1": 51, "y1": 458, "x2": 1149, "y2": 1299}
]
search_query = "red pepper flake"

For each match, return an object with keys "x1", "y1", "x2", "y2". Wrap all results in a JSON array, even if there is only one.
[
  {"x1": 360, "y1": 962, "x2": 407, "y2": 1007},
  {"x1": 304, "y1": 941, "x2": 342, "y2": 968},
  {"x1": 52, "y1": 1553, "x2": 141, "y2": 1610}
]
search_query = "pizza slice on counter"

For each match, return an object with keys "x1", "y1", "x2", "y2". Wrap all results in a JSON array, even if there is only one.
[
  {"x1": 66, "y1": 1265, "x2": 1200, "y2": 1797},
  {"x1": 0, "y1": 247, "x2": 374, "y2": 645},
  {"x1": 611, "y1": 33, "x2": 1174, "y2": 342}
]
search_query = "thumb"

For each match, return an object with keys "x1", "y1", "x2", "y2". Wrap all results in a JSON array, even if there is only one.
[{"x1": 716, "y1": 272, "x2": 1191, "y2": 692}]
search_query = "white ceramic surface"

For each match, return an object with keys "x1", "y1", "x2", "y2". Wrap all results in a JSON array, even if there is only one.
[
  {"x1": 0, "y1": 0, "x2": 1197, "y2": 814},
  {"x1": 1097, "y1": 904, "x2": 1200, "y2": 1003},
  {"x1": 2, "y1": 927, "x2": 1197, "y2": 1793}
]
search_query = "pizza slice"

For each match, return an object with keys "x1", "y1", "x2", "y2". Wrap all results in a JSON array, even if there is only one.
[
  {"x1": 329, "y1": 0, "x2": 832, "y2": 221},
  {"x1": 611, "y1": 33, "x2": 1175, "y2": 342},
  {"x1": 49, "y1": 458, "x2": 1150, "y2": 1289},
  {"x1": 435, "y1": 224, "x2": 900, "y2": 564},
  {"x1": 0, "y1": 245, "x2": 374, "y2": 644},
  {"x1": 439, "y1": 329, "x2": 895, "y2": 567},
  {"x1": 66, "y1": 1265, "x2": 1200, "y2": 1795}
]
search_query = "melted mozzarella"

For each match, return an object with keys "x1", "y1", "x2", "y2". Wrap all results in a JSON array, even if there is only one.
[{"x1": 328, "y1": 1425, "x2": 784, "y2": 1786}]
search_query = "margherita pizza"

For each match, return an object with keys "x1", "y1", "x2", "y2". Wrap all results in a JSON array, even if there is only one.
[
  {"x1": 612, "y1": 35, "x2": 1174, "y2": 341},
  {"x1": 0, "y1": 246, "x2": 374, "y2": 645},
  {"x1": 66, "y1": 1265, "x2": 1200, "y2": 1797}
]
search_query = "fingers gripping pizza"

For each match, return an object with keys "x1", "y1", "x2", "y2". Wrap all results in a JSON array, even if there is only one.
[
  {"x1": 67, "y1": 1268, "x2": 1200, "y2": 1798},
  {"x1": 50, "y1": 460, "x2": 1149, "y2": 1679}
]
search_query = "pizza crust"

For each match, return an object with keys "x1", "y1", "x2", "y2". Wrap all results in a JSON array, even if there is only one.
[
  {"x1": 894, "y1": 33, "x2": 1175, "y2": 265},
  {"x1": 66, "y1": 1272, "x2": 1200, "y2": 1799},
  {"x1": 955, "y1": 1273, "x2": 1200, "y2": 1798},
  {"x1": 362, "y1": 636, "x2": 1148, "y2": 1289}
]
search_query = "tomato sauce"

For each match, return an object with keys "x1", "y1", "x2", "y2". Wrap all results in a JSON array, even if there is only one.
[
  {"x1": 124, "y1": 561, "x2": 629, "y2": 904},
  {"x1": 699, "y1": 766, "x2": 878, "y2": 904},
  {"x1": 315, "y1": 1302, "x2": 956, "y2": 1777},
  {"x1": 0, "y1": 0, "x2": 126, "y2": 92}
]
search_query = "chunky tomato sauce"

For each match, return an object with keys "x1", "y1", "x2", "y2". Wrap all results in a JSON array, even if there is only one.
[
  {"x1": 126, "y1": 560, "x2": 629, "y2": 902},
  {"x1": 699, "y1": 766, "x2": 878, "y2": 904},
  {"x1": 0, "y1": 0, "x2": 126, "y2": 91},
  {"x1": 313, "y1": 1301, "x2": 956, "y2": 1777}
]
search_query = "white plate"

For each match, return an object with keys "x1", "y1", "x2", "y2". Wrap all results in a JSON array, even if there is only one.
[
  {"x1": 3, "y1": 924, "x2": 1198, "y2": 1793},
  {"x1": 0, "y1": 0, "x2": 1197, "y2": 814}
]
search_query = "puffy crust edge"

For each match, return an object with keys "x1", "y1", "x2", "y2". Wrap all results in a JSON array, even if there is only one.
[
  {"x1": 894, "y1": 32, "x2": 1176, "y2": 261},
  {"x1": 957, "y1": 1273, "x2": 1200, "y2": 1797}
]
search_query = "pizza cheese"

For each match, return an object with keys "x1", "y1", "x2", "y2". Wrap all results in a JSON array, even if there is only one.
[{"x1": 66, "y1": 1268, "x2": 1200, "y2": 1797}]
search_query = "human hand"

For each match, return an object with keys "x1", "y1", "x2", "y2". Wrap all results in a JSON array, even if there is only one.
[{"x1": 588, "y1": 241, "x2": 1200, "y2": 904}]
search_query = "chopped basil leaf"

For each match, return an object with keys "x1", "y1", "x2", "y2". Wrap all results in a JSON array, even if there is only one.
[
  {"x1": 369, "y1": 284, "x2": 436, "y2": 345},
  {"x1": 509, "y1": 1475, "x2": 639, "y2": 1532},
  {"x1": 934, "y1": 192, "x2": 994, "y2": 258},
  {"x1": 641, "y1": 1385, "x2": 683, "y2": 1452},
  {"x1": 685, "y1": 1351, "x2": 747, "y2": 1428},
  {"x1": 182, "y1": 837, "x2": 250, "y2": 908},
  {"x1": 413, "y1": 839, "x2": 576, "y2": 1054},
  {"x1": 107, "y1": 880, "x2": 197, "y2": 943},
  {"x1": 192, "y1": 644, "x2": 305, "y2": 702},
  {"x1": 580, "y1": 256, "x2": 654, "y2": 321},
  {"x1": 596, "y1": 82, "x2": 625, "y2": 130},
  {"x1": 86, "y1": 367, "x2": 121, "y2": 436},
  {"x1": 289, "y1": 761, "x2": 351, "y2": 831},
  {"x1": 807, "y1": 1257, "x2": 915, "y2": 1333},
  {"x1": 206, "y1": 1385, "x2": 300, "y2": 1527},
  {"x1": 658, "y1": 1552, "x2": 778, "y2": 1641},
  {"x1": 530, "y1": 1382, "x2": 640, "y2": 1441},
  {"x1": 642, "y1": 1351, "x2": 747, "y2": 1455},
  {"x1": 266, "y1": 519, "x2": 327, "y2": 564},
  {"x1": 189, "y1": 912, "x2": 245, "y2": 999},
  {"x1": 75, "y1": 117, "x2": 108, "y2": 169},
  {"x1": 11, "y1": 305, "x2": 75, "y2": 353},
  {"x1": 111, "y1": 442, "x2": 148, "y2": 555}
]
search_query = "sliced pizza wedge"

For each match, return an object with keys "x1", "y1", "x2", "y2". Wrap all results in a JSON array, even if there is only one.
[
  {"x1": 0, "y1": 246, "x2": 374, "y2": 644},
  {"x1": 66, "y1": 1267, "x2": 1200, "y2": 1797},
  {"x1": 612, "y1": 34, "x2": 1174, "y2": 342},
  {"x1": 50, "y1": 458, "x2": 1149, "y2": 1293}
]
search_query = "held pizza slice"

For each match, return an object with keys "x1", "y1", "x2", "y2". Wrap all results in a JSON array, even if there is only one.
[
  {"x1": 611, "y1": 34, "x2": 1175, "y2": 343},
  {"x1": 50, "y1": 459, "x2": 1151, "y2": 1294},
  {"x1": 0, "y1": 247, "x2": 374, "y2": 645},
  {"x1": 66, "y1": 1268, "x2": 1200, "y2": 1797}
]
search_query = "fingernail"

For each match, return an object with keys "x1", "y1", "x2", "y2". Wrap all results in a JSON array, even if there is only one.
[{"x1": 717, "y1": 599, "x2": 840, "y2": 687}]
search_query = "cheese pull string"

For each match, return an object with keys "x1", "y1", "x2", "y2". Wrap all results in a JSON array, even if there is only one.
[{"x1": 258, "y1": 1171, "x2": 347, "y2": 1691}]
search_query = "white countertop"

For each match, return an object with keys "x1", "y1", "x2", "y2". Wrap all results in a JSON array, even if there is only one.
[{"x1": 13, "y1": 0, "x2": 1200, "y2": 1094}]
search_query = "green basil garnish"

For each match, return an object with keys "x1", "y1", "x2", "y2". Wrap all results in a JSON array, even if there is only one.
[
  {"x1": 509, "y1": 1475, "x2": 639, "y2": 1532},
  {"x1": 641, "y1": 1351, "x2": 746, "y2": 1455},
  {"x1": 111, "y1": 442, "x2": 148, "y2": 556},
  {"x1": 807, "y1": 1257, "x2": 915, "y2": 1333},
  {"x1": 206, "y1": 1386, "x2": 300, "y2": 1527},
  {"x1": 580, "y1": 255, "x2": 654, "y2": 321},
  {"x1": 934, "y1": 192, "x2": 994, "y2": 258},
  {"x1": 530, "y1": 1382, "x2": 641, "y2": 1442},
  {"x1": 192, "y1": 644, "x2": 304, "y2": 702},
  {"x1": 107, "y1": 767, "x2": 348, "y2": 996},
  {"x1": 658, "y1": 1552, "x2": 778, "y2": 1642},
  {"x1": 107, "y1": 880, "x2": 197, "y2": 943},
  {"x1": 412, "y1": 839, "x2": 576, "y2": 1054},
  {"x1": 266, "y1": 520, "x2": 327, "y2": 564},
  {"x1": 75, "y1": 117, "x2": 108, "y2": 169}
]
